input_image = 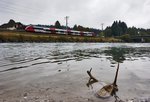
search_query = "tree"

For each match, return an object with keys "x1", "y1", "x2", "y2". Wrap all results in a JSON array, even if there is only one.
[
  {"x1": 127, "y1": 27, "x2": 138, "y2": 35},
  {"x1": 104, "y1": 27, "x2": 112, "y2": 37},
  {"x1": 120, "y1": 22, "x2": 127, "y2": 34},
  {"x1": 55, "y1": 21, "x2": 61, "y2": 28},
  {"x1": 73, "y1": 24, "x2": 78, "y2": 30},
  {"x1": 111, "y1": 20, "x2": 128, "y2": 36},
  {"x1": 111, "y1": 21, "x2": 120, "y2": 36},
  {"x1": 119, "y1": 34, "x2": 132, "y2": 42},
  {"x1": 77, "y1": 25, "x2": 84, "y2": 31},
  {"x1": 0, "y1": 19, "x2": 16, "y2": 28}
]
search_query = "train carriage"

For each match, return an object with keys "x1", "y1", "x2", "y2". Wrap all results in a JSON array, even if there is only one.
[{"x1": 25, "y1": 25, "x2": 96, "y2": 37}]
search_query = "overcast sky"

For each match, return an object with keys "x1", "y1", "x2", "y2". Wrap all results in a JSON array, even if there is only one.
[{"x1": 0, "y1": 0, "x2": 150, "y2": 29}]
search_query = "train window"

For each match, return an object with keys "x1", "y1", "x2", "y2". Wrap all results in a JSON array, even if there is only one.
[{"x1": 34, "y1": 28, "x2": 43, "y2": 30}]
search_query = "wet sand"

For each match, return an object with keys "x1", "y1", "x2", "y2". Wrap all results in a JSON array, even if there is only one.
[{"x1": 0, "y1": 43, "x2": 150, "y2": 102}]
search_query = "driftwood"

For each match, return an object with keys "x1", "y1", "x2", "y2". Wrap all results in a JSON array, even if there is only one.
[
  {"x1": 86, "y1": 68, "x2": 98, "y2": 88},
  {"x1": 96, "y1": 63, "x2": 119, "y2": 98},
  {"x1": 87, "y1": 68, "x2": 98, "y2": 82},
  {"x1": 87, "y1": 63, "x2": 120, "y2": 99}
]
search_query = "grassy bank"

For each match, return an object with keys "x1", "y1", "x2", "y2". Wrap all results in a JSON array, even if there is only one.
[{"x1": 0, "y1": 30, "x2": 121, "y2": 42}]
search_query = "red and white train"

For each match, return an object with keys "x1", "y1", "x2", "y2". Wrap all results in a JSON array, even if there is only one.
[{"x1": 25, "y1": 25, "x2": 95, "y2": 37}]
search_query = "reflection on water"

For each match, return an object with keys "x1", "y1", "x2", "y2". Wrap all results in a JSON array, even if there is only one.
[
  {"x1": 97, "y1": 63, "x2": 120, "y2": 101},
  {"x1": 86, "y1": 68, "x2": 98, "y2": 88},
  {"x1": 0, "y1": 43, "x2": 150, "y2": 72},
  {"x1": 104, "y1": 48, "x2": 126, "y2": 63},
  {"x1": 0, "y1": 43, "x2": 150, "y2": 101},
  {"x1": 87, "y1": 63, "x2": 121, "y2": 101}
]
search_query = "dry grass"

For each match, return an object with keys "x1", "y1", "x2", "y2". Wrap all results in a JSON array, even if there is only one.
[{"x1": 0, "y1": 30, "x2": 121, "y2": 42}]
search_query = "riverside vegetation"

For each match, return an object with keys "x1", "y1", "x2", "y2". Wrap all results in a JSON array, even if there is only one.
[
  {"x1": 0, "y1": 30, "x2": 120, "y2": 42},
  {"x1": 1, "y1": 19, "x2": 150, "y2": 42}
]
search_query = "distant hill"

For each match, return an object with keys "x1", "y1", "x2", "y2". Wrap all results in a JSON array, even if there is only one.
[{"x1": 0, "y1": 19, "x2": 26, "y2": 30}]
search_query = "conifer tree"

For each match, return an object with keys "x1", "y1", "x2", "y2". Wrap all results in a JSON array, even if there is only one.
[{"x1": 55, "y1": 21, "x2": 61, "y2": 28}]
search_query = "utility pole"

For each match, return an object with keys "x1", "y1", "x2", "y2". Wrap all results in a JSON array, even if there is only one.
[
  {"x1": 65, "y1": 16, "x2": 69, "y2": 31},
  {"x1": 101, "y1": 23, "x2": 104, "y2": 37},
  {"x1": 101, "y1": 23, "x2": 104, "y2": 31}
]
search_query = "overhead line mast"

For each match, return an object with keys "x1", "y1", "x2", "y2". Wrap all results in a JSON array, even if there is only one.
[
  {"x1": 101, "y1": 23, "x2": 104, "y2": 31},
  {"x1": 65, "y1": 16, "x2": 69, "y2": 31}
]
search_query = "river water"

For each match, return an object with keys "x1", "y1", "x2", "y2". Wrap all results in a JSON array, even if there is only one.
[{"x1": 0, "y1": 43, "x2": 150, "y2": 102}]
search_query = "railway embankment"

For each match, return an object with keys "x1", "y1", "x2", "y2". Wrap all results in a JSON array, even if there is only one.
[{"x1": 0, "y1": 30, "x2": 121, "y2": 42}]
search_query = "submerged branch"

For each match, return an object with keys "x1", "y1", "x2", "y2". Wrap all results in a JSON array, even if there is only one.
[
  {"x1": 86, "y1": 68, "x2": 98, "y2": 87},
  {"x1": 87, "y1": 68, "x2": 98, "y2": 82}
]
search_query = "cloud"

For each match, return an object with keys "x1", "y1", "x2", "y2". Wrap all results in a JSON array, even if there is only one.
[{"x1": 0, "y1": 0, "x2": 150, "y2": 29}]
